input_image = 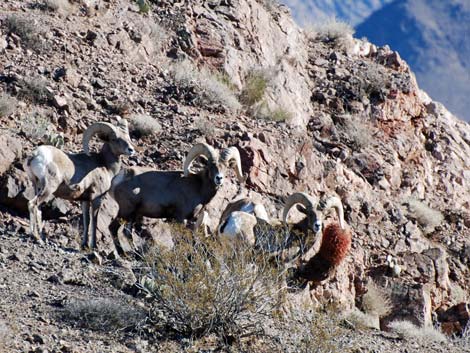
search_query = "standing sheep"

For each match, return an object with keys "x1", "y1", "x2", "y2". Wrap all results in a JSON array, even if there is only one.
[{"x1": 25, "y1": 118, "x2": 134, "y2": 249}]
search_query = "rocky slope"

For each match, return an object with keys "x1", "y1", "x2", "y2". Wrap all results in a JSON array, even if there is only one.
[
  {"x1": 356, "y1": 0, "x2": 470, "y2": 121},
  {"x1": 0, "y1": 0, "x2": 469, "y2": 352}
]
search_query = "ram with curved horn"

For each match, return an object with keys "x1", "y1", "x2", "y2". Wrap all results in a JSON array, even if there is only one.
[
  {"x1": 218, "y1": 192, "x2": 324, "y2": 261},
  {"x1": 108, "y1": 143, "x2": 244, "y2": 251},
  {"x1": 25, "y1": 118, "x2": 135, "y2": 249},
  {"x1": 294, "y1": 195, "x2": 352, "y2": 282}
]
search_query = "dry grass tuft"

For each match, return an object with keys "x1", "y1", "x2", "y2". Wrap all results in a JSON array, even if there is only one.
[
  {"x1": 308, "y1": 17, "x2": 354, "y2": 47},
  {"x1": 361, "y1": 281, "x2": 393, "y2": 318},
  {"x1": 240, "y1": 69, "x2": 270, "y2": 107},
  {"x1": 406, "y1": 199, "x2": 444, "y2": 233},
  {"x1": 18, "y1": 76, "x2": 53, "y2": 104},
  {"x1": 345, "y1": 307, "x2": 380, "y2": 330},
  {"x1": 172, "y1": 60, "x2": 241, "y2": 112},
  {"x1": 62, "y1": 298, "x2": 146, "y2": 332},
  {"x1": 389, "y1": 320, "x2": 447, "y2": 343},
  {"x1": 5, "y1": 15, "x2": 46, "y2": 52},
  {"x1": 336, "y1": 114, "x2": 374, "y2": 151},
  {"x1": 139, "y1": 225, "x2": 285, "y2": 340},
  {"x1": 43, "y1": 0, "x2": 74, "y2": 16},
  {"x1": 0, "y1": 94, "x2": 17, "y2": 118},
  {"x1": 130, "y1": 114, "x2": 161, "y2": 137}
]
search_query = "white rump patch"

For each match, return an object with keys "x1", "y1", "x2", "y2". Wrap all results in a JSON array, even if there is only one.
[{"x1": 30, "y1": 146, "x2": 53, "y2": 180}]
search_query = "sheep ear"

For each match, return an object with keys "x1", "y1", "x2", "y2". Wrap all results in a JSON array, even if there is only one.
[{"x1": 296, "y1": 204, "x2": 308, "y2": 215}]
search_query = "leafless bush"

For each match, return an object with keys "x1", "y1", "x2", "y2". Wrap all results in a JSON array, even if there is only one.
[
  {"x1": 336, "y1": 114, "x2": 374, "y2": 151},
  {"x1": 389, "y1": 320, "x2": 447, "y2": 343},
  {"x1": 5, "y1": 15, "x2": 46, "y2": 52},
  {"x1": 309, "y1": 17, "x2": 354, "y2": 45},
  {"x1": 361, "y1": 281, "x2": 393, "y2": 318},
  {"x1": 148, "y1": 20, "x2": 169, "y2": 54},
  {"x1": 345, "y1": 307, "x2": 380, "y2": 330},
  {"x1": 62, "y1": 298, "x2": 146, "y2": 332},
  {"x1": 0, "y1": 94, "x2": 17, "y2": 118},
  {"x1": 265, "y1": 305, "x2": 351, "y2": 352},
  {"x1": 18, "y1": 76, "x2": 53, "y2": 104},
  {"x1": 138, "y1": 225, "x2": 285, "y2": 340},
  {"x1": 194, "y1": 117, "x2": 216, "y2": 138},
  {"x1": 131, "y1": 114, "x2": 161, "y2": 137},
  {"x1": 406, "y1": 198, "x2": 444, "y2": 234},
  {"x1": 43, "y1": 0, "x2": 74, "y2": 16},
  {"x1": 171, "y1": 60, "x2": 241, "y2": 112},
  {"x1": 21, "y1": 109, "x2": 53, "y2": 143}
]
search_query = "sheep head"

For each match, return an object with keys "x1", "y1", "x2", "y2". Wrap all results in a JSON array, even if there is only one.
[
  {"x1": 283, "y1": 192, "x2": 322, "y2": 234},
  {"x1": 82, "y1": 117, "x2": 134, "y2": 156},
  {"x1": 183, "y1": 143, "x2": 244, "y2": 188},
  {"x1": 316, "y1": 196, "x2": 346, "y2": 230}
]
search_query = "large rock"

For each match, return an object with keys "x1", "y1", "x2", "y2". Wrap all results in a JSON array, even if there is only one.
[{"x1": 0, "y1": 135, "x2": 22, "y2": 176}]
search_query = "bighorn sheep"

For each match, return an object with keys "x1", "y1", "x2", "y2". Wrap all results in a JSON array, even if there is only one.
[
  {"x1": 294, "y1": 195, "x2": 352, "y2": 282},
  {"x1": 109, "y1": 143, "x2": 244, "y2": 249},
  {"x1": 218, "y1": 192, "x2": 323, "y2": 260},
  {"x1": 25, "y1": 118, "x2": 134, "y2": 249}
]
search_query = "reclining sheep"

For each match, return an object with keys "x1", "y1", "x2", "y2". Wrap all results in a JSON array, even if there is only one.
[
  {"x1": 109, "y1": 142, "x2": 244, "y2": 252},
  {"x1": 218, "y1": 192, "x2": 323, "y2": 261},
  {"x1": 25, "y1": 118, "x2": 134, "y2": 249}
]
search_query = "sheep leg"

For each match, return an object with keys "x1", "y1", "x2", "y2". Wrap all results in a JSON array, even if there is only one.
[
  {"x1": 28, "y1": 179, "x2": 56, "y2": 242},
  {"x1": 88, "y1": 197, "x2": 102, "y2": 250},
  {"x1": 80, "y1": 201, "x2": 91, "y2": 249},
  {"x1": 109, "y1": 218, "x2": 124, "y2": 256}
]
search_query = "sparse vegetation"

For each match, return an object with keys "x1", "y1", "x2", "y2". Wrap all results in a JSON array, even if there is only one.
[
  {"x1": 240, "y1": 69, "x2": 269, "y2": 107},
  {"x1": 62, "y1": 298, "x2": 146, "y2": 332},
  {"x1": 406, "y1": 198, "x2": 444, "y2": 234},
  {"x1": 43, "y1": 0, "x2": 74, "y2": 16},
  {"x1": 270, "y1": 107, "x2": 291, "y2": 122},
  {"x1": 336, "y1": 114, "x2": 374, "y2": 151},
  {"x1": 171, "y1": 60, "x2": 241, "y2": 112},
  {"x1": 5, "y1": 15, "x2": 46, "y2": 52},
  {"x1": 130, "y1": 114, "x2": 161, "y2": 137},
  {"x1": 309, "y1": 17, "x2": 355, "y2": 46},
  {"x1": 18, "y1": 76, "x2": 53, "y2": 104},
  {"x1": 361, "y1": 281, "x2": 393, "y2": 318},
  {"x1": 389, "y1": 320, "x2": 447, "y2": 343},
  {"x1": 148, "y1": 20, "x2": 168, "y2": 54},
  {"x1": 21, "y1": 110, "x2": 53, "y2": 143},
  {"x1": 136, "y1": 0, "x2": 151, "y2": 14},
  {"x1": 195, "y1": 117, "x2": 216, "y2": 138},
  {"x1": 0, "y1": 94, "x2": 17, "y2": 118},
  {"x1": 345, "y1": 307, "x2": 380, "y2": 330},
  {"x1": 139, "y1": 225, "x2": 285, "y2": 341}
]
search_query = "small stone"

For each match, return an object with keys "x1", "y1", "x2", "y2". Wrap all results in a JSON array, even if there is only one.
[{"x1": 53, "y1": 95, "x2": 68, "y2": 109}]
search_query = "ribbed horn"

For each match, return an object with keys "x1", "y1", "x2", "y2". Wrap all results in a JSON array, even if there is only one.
[
  {"x1": 82, "y1": 122, "x2": 118, "y2": 155},
  {"x1": 220, "y1": 147, "x2": 244, "y2": 182},
  {"x1": 320, "y1": 196, "x2": 345, "y2": 229},
  {"x1": 283, "y1": 192, "x2": 316, "y2": 224},
  {"x1": 183, "y1": 143, "x2": 218, "y2": 177}
]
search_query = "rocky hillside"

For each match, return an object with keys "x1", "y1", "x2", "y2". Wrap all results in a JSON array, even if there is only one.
[
  {"x1": 0, "y1": 0, "x2": 469, "y2": 352},
  {"x1": 356, "y1": 0, "x2": 470, "y2": 121}
]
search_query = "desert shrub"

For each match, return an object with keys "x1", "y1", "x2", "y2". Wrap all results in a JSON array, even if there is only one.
[
  {"x1": 18, "y1": 76, "x2": 53, "y2": 104},
  {"x1": 21, "y1": 110, "x2": 53, "y2": 143},
  {"x1": 171, "y1": 60, "x2": 241, "y2": 112},
  {"x1": 344, "y1": 307, "x2": 380, "y2": 330},
  {"x1": 62, "y1": 298, "x2": 146, "y2": 332},
  {"x1": 136, "y1": 0, "x2": 151, "y2": 14},
  {"x1": 43, "y1": 0, "x2": 74, "y2": 15},
  {"x1": 0, "y1": 94, "x2": 17, "y2": 118},
  {"x1": 389, "y1": 320, "x2": 447, "y2": 343},
  {"x1": 265, "y1": 305, "x2": 351, "y2": 353},
  {"x1": 240, "y1": 69, "x2": 269, "y2": 107},
  {"x1": 138, "y1": 226, "x2": 285, "y2": 340},
  {"x1": 361, "y1": 281, "x2": 393, "y2": 318},
  {"x1": 335, "y1": 114, "x2": 374, "y2": 151},
  {"x1": 194, "y1": 116, "x2": 216, "y2": 138},
  {"x1": 406, "y1": 198, "x2": 444, "y2": 234},
  {"x1": 148, "y1": 20, "x2": 168, "y2": 54},
  {"x1": 5, "y1": 15, "x2": 46, "y2": 52},
  {"x1": 270, "y1": 107, "x2": 291, "y2": 122},
  {"x1": 131, "y1": 114, "x2": 161, "y2": 137},
  {"x1": 310, "y1": 17, "x2": 354, "y2": 43}
]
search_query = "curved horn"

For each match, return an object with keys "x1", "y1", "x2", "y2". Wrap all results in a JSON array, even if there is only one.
[
  {"x1": 220, "y1": 147, "x2": 244, "y2": 182},
  {"x1": 320, "y1": 196, "x2": 345, "y2": 229},
  {"x1": 82, "y1": 122, "x2": 118, "y2": 155},
  {"x1": 183, "y1": 143, "x2": 218, "y2": 177},
  {"x1": 283, "y1": 192, "x2": 316, "y2": 223},
  {"x1": 116, "y1": 117, "x2": 129, "y2": 133}
]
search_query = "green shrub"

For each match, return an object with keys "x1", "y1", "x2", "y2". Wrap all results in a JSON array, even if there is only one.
[{"x1": 240, "y1": 69, "x2": 269, "y2": 106}]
